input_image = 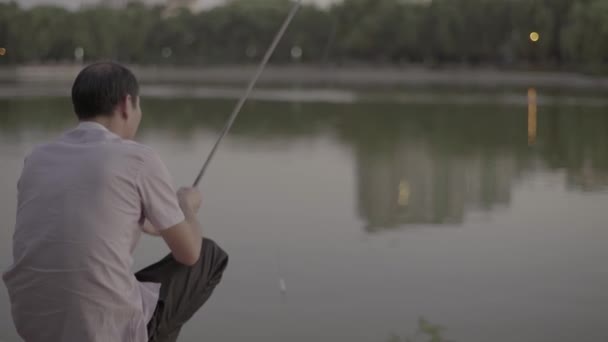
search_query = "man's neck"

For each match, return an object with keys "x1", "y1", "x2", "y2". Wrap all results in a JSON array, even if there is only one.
[{"x1": 81, "y1": 117, "x2": 124, "y2": 138}]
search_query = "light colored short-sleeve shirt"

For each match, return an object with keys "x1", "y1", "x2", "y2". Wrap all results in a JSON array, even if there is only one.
[{"x1": 2, "y1": 122, "x2": 185, "y2": 342}]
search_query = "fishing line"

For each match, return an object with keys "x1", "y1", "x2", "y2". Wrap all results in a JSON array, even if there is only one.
[{"x1": 193, "y1": 0, "x2": 303, "y2": 187}]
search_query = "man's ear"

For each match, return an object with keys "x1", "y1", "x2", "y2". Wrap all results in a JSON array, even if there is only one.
[{"x1": 119, "y1": 95, "x2": 132, "y2": 120}]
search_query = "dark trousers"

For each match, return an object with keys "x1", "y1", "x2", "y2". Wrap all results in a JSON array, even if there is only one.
[{"x1": 135, "y1": 238, "x2": 229, "y2": 342}]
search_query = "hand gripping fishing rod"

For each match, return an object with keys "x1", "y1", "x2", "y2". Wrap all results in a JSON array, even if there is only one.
[{"x1": 193, "y1": 0, "x2": 303, "y2": 187}]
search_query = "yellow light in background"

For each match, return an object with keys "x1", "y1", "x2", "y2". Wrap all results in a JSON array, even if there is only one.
[
  {"x1": 398, "y1": 180, "x2": 411, "y2": 207},
  {"x1": 529, "y1": 32, "x2": 540, "y2": 43},
  {"x1": 528, "y1": 88, "x2": 537, "y2": 145},
  {"x1": 0, "y1": 48, "x2": 6, "y2": 56}
]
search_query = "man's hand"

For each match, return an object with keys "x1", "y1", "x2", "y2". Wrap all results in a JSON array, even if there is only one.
[{"x1": 177, "y1": 187, "x2": 202, "y2": 218}]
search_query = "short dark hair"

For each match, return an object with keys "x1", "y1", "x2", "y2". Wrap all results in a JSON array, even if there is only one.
[{"x1": 71, "y1": 62, "x2": 140, "y2": 120}]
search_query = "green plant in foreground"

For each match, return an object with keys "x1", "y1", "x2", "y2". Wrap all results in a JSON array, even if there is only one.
[{"x1": 388, "y1": 317, "x2": 454, "y2": 342}]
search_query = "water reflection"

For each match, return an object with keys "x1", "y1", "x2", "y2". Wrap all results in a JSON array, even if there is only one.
[
  {"x1": 528, "y1": 88, "x2": 537, "y2": 146},
  {"x1": 339, "y1": 107, "x2": 531, "y2": 230},
  {"x1": 2, "y1": 98, "x2": 608, "y2": 231},
  {"x1": 354, "y1": 136, "x2": 519, "y2": 230},
  {"x1": 541, "y1": 109, "x2": 608, "y2": 192}
]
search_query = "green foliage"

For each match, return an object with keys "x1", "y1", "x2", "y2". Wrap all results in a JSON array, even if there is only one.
[
  {"x1": 561, "y1": 0, "x2": 608, "y2": 69},
  {"x1": 387, "y1": 317, "x2": 453, "y2": 342},
  {"x1": 0, "y1": 0, "x2": 605, "y2": 69}
]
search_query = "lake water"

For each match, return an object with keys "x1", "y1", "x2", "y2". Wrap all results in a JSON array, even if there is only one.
[{"x1": 1, "y1": 96, "x2": 607, "y2": 342}]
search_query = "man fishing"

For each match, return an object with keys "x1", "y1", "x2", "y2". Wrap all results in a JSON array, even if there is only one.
[{"x1": 3, "y1": 62, "x2": 228, "y2": 342}]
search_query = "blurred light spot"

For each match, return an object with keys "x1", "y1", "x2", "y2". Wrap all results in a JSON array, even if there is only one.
[
  {"x1": 0, "y1": 48, "x2": 6, "y2": 56},
  {"x1": 398, "y1": 180, "x2": 410, "y2": 206},
  {"x1": 529, "y1": 32, "x2": 540, "y2": 43},
  {"x1": 74, "y1": 47, "x2": 84, "y2": 62},
  {"x1": 161, "y1": 47, "x2": 173, "y2": 59},
  {"x1": 291, "y1": 46, "x2": 302, "y2": 60},
  {"x1": 528, "y1": 88, "x2": 537, "y2": 145}
]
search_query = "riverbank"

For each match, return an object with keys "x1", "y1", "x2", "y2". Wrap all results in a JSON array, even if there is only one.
[
  {"x1": 3, "y1": 65, "x2": 608, "y2": 106},
  {"x1": 3, "y1": 65, "x2": 608, "y2": 91}
]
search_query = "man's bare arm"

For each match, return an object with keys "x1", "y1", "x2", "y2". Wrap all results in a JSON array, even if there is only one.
[{"x1": 159, "y1": 188, "x2": 203, "y2": 266}]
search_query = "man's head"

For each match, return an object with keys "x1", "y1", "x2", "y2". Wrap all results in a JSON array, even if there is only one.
[{"x1": 72, "y1": 62, "x2": 142, "y2": 139}]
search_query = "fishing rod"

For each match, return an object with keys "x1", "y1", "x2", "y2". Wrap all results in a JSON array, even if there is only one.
[{"x1": 193, "y1": 0, "x2": 303, "y2": 187}]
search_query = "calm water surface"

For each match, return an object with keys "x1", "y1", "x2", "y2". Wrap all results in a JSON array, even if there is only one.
[{"x1": 1, "y1": 97, "x2": 607, "y2": 342}]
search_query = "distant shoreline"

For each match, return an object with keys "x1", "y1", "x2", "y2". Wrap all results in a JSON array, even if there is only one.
[
  {"x1": 2, "y1": 65, "x2": 608, "y2": 91},
  {"x1": 3, "y1": 65, "x2": 608, "y2": 106}
]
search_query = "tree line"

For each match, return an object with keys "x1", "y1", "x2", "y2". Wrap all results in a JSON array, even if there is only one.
[{"x1": 0, "y1": 0, "x2": 607, "y2": 71}]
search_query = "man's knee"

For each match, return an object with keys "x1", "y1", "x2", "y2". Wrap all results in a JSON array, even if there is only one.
[{"x1": 200, "y1": 238, "x2": 229, "y2": 274}]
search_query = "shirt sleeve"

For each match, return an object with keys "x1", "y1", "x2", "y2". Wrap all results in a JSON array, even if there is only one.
[{"x1": 137, "y1": 150, "x2": 185, "y2": 232}]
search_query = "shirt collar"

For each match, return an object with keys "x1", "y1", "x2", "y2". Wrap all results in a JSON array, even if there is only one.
[{"x1": 77, "y1": 121, "x2": 111, "y2": 132}]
